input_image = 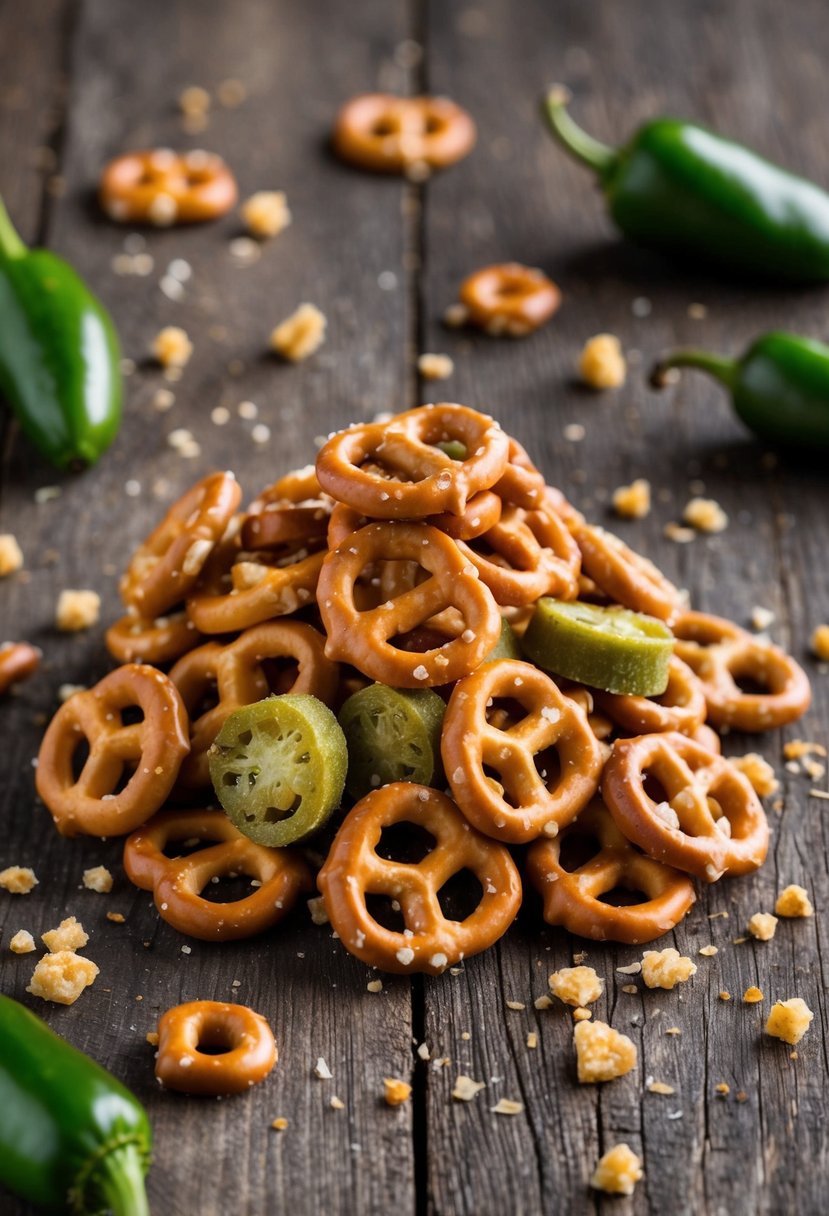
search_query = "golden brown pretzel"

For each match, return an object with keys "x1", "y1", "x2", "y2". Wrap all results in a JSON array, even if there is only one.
[
  {"x1": 333, "y1": 94, "x2": 476, "y2": 174},
  {"x1": 123, "y1": 809, "x2": 312, "y2": 940},
  {"x1": 327, "y1": 490, "x2": 503, "y2": 547},
  {"x1": 603, "y1": 732, "x2": 769, "y2": 881},
  {"x1": 593, "y1": 656, "x2": 706, "y2": 736},
  {"x1": 318, "y1": 521, "x2": 500, "y2": 686},
  {"x1": 575, "y1": 523, "x2": 684, "y2": 624},
  {"x1": 459, "y1": 263, "x2": 561, "y2": 337},
  {"x1": 457, "y1": 502, "x2": 581, "y2": 606},
  {"x1": 155, "y1": 1001, "x2": 277, "y2": 1095},
  {"x1": 105, "y1": 610, "x2": 201, "y2": 666},
  {"x1": 242, "y1": 465, "x2": 332, "y2": 550},
  {"x1": 35, "y1": 665, "x2": 190, "y2": 837},
  {"x1": 120, "y1": 472, "x2": 241, "y2": 621},
  {"x1": 100, "y1": 149, "x2": 238, "y2": 224},
  {"x1": 187, "y1": 548, "x2": 326, "y2": 634},
  {"x1": 0, "y1": 642, "x2": 40, "y2": 694},
  {"x1": 315, "y1": 404, "x2": 509, "y2": 520},
  {"x1": 527, "y1": 801, "x2": 696, "y2": 943},
  {"x1": 491, "y1": 437, "x2": 547, "y2": 509},
  {"x1": 317, "y1": 784, "x2": 521, "y2": 974},
  {"x1": 442, "y1": 660, "x2": 605, "y2": 843},
  {"x1": 672, "y1": 611, "x2": 811, "y2": 730},
  {"x1": 169, "y1": 621, "x2": 338, "y2": 787}
]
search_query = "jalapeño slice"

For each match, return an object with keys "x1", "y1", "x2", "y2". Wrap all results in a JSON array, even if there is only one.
[
  {"x1": 485, "y1": 617, "x2": 522, "y2": 663},
  {"x1": 338, "y1": 683, "x2": 445, "y2": 800}
]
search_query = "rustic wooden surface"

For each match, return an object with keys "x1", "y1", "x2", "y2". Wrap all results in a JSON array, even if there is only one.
[{"x1": 1, "y1": 1, "x2": 828, "y2": 1213}]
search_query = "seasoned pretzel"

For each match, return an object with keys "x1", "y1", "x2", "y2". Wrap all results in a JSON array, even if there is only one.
[
  {"x1": 124, "y1": 809, "x2": 312, "y2": 940},
  {"x1": 155, "y1": 1001, "x2": 277, "y2": 1095},
  {"x1": 603, "y1": 732, "x2": 769, "y2": 882},
  {"x1": 100, "y1": 149, "x2": 238, "y2": 224},
  {"x1": 170, "y1": 621, "x2": 338, "y2": 787},
  {"x1": 242, "y1": 465, "x2": 332, "y2": 550},
  {"x1": 442, "y1": 660, "x2": 604, "y2": 843},
  {"x1": 317, "y1": 784, "x2": 521, "y2": 974},
  {"x1": 575, "y1": 523, "x2": 684, "y2": 624},
  {"x1": 315, "y1": 404, "x2": 509, "y2": 520},
  {"x1": 35, "y1": 665, "x2": 189, "y2": 837},
  {"x1": 318, "y1": 522, "x2": 500, "y2": 687},
  {"x1": 120, "y1": 472, "x2": 241, "y2": 620},
  {"x1": 527, "y1": 801, "x2": 696, "y2": 944},
  {"x1": 0, "y1": 642, "x2": 40, "y2": 694},
  {"x1": 328, "y1": 491, "x2": 502, "y2": 547},
  {"x1": 492, "y1": 437, "x2": 546, "y2": 509},
  {"x1": 459, "y1": 263, "x2": 561, "y2": 337},
  {"x1": 333, "y1": 94, "x2": 476, "y2": 174},
  {"x1": 673, "y1": 611, "x2": 811, "y2": 730},
  {"x1": 457, "y1": 502, "x2": 581, "y2": 606},
  {"x1": 105, "y1": 610, "x2": 201, "y2": 665},
  {"x1": 187, "y1": 548, "x2": 325, "y2": 634},
  {"x1": 593, "y1": 656, "x2": 706, "y2": 736}
]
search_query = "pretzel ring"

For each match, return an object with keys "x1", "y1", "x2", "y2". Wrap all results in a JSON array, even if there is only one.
[
  {"x1": 593, "y1": 656, "x2": 707, "y2": 736},
  {"x1": 603, "y1": 732, "x2": 769, "y2": 882},
  {"x1": 35, "y1": 665, "x2": 190, "y2": 837},
  {"x1": 100, "y1": 149, "x2": 238, "y2": 224},
  {"x1": 186, "y1": 549, "x2": 326, "y2": 634},
  {"x1": 170, "y1": 621, "x2": 339, "y2": 787},
  {"x1": 442, "y1": 660, "x2": 604, "y2": 843},
  {"x1": 491, "y1": 437, "x2": 546, "y2": 509},
  {"x1": 318, "y1": 522, "x2": 500, "y2": 687},
  {"x1": 0, "y1": 642, "x2": 40, "y2": 694},
  {"x1": 105, "y1": 610, "x2": 201, "y2": 666},
  {"x1": 327, "y1": 490, "x2": 502, "y2": 547},
  {"x1": 120, "y1": 472, "x2": 241, "y2": 620},
  {"x1": 333, "y1": 94, "x2": 476, "y2": 174},
  {"x1": 317, "y1": 784, "x2": 521, "y2": 974},
  {"x1": 155, "y1": 1001, "x2": 276, "y2": 1095},
  {"x1": 457, "y1": 502, "x2": 581, "y2": 606},
  {"x1": 315, "y1": 404, "x2": 509, "y2": 520},
  {"x1": 124, "y1": 809, "x2": 311, "y2": 940},
  {"x1": 527, "y1": 801, "x2": 696, "y2": 944},
  {"x1": 243, "y1": 465, "x2": 333, "y2": 550},
  {"x1": 672, "y1": 611, "x2": 811, "y2": 730},
  {"x1": 459, "y1": 264, "x2": 561, "y2": 337},
  {"x1": 575, "y1": 524, "x2": 684, "y2": 624}
]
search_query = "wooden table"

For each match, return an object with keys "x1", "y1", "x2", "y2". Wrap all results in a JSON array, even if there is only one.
[{"x1": 1, "y1": 2, "x2": 827, "y2": 1212}]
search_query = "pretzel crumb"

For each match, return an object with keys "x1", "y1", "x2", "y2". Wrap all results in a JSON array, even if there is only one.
[
  {"x1": 83, "y1": 865, "x2": 113, "y2": 893},
  {"x1": 775, "y1": 884, "x2": 813, "y2": 918},
  {"x1": 42, "y1": 916, "x2": 88, "y2": 953},
  {"x1": 491, "y1": 1098, "x2": 523, "y2": 1116},
  {"x1": 533, "y1": 994, "x2": 553, "y2": 1010},
  {"x1": 621, "y1": 984, "x2": 638, "y2": 995},
  {"x1": 665, "y1": 1027, "x2": 681, "y2": 1036},
  {"x1": 664, "y1": 522, "x2": 696, "y2": 544},
  {"x1": 0, "y1": 534, "x2": 23, "y2": 576},
  {"x1": 743, "y1": 986, "x2": 764, "y2": 1004},
  {"x1": 698, "y1": 945, "x2": 718, "y2": 957},
  {"x1": 56, "y1": 589, "x2": 100, "y2": 632},
  {"x1": 329, "y1": 1096, "x2": 345, "y2": 1110},
  {"x1": 271, "y1": 1117, "x2": 289, "y2": 1131},
  {"x1": 417, "y1": 1042, "x2": 431, "y2": 1060},
  {"x1": 59, "y1": 683, "x2": 86, "y2": 702},
  {"x1": 612, "y1": 478, "x2": 651, "y2": 519},
  {"x1": 765, "y1": 998, "x2": 813, "y2": 1045},
  {"x1": 383, "y1": 1077, "x2": 412, "y2": 1106},
  {"x1": 152, "y1": 326, "x2": 193, "y2": 369},
  {"x1": 452, "y1": 1074, "x2": 485, "y2": 1101},
  {"x1": 179, "y1": 85, "x2": 210, "y2": 116},
  {"x1": 9, "y1": 929, "x2": 35, "y2": 953},
  {"x1": 616, "y1": 962, "x2": 642, "y2": 976},
  {"x1": 719, "y1": 991, "x2": 731, "y2": 1001},
  {"x1": 750, "y1": 606, "x2": 775, "y2": 631},
  {"x1": 443, "y1": 302, "x2": 469, "y2": 328},
  {"x1": 810, "y1": 624, "x2": 829, "y2": 661},
  {"x1": 573, "y1": 1007, "x2": 592, "y2": 1021},
  {"x1": 549, "y1": 965, "x2": 604, "y2": 1007},
  {"x1": 367, "y1": 979, "x2": 383, "y2": 993},
  {"x1": 731, "y1": 753, "x2": 779, "y2": 797},
  {"x1": 0, "y1": 865, "x2": 38, "y2": 894},
  {"x1": 106, "y1": 912, "x2": 126, "y2": 924},
  {"x1": 26, "y1": 950, "x2": 99, "y2": 1005},
  {"x1": 146, "y1": 1031, "x2": 159, "y2": 1046},
  {"x1": 307, "y1": 896, "x2": 329, "y2": 925},
  {"x1": 418, "y1": 353, "x2": 454, "y2": 381},
  {"x1": 683, "y1": 497, "x2": 728, "y2": 533},
  {"x1": 647, "y1": 1080, "x2": 675, "y2": 1095},
  {"x1": 715, "y1": 1082, "x2": 730, "y2": 1096},
  {"x1": 270, "y1": 304, "x2": 327, "y2": 362},
  {"x1": 641, "y1": 948, "x2": 696, "y2": 990},
  {"x1": 526, "y1": 1031, "x2": 538, "y2": 1049},
  {"x1": 579, "y1": 334, "x2": 626, "y2": 389},
  {"x1": 218, "y1": 78, "x2": 247, "y2": 108},
  {"x1": 590, "y1": 1143, "x2": 643, "y2": 1196},
  {"x1": 241, "y1": 191, "x2": 291, "y2": 239},
  {"x1": 314, "y1": 1057, "x2": 332, "y2": 1080},
  {"x1": 574, "y1": 1019, "x2": 637, "y2": 1083},
  {"x1": 747, "y1": 912, "x2": 777, "y2": 941}
]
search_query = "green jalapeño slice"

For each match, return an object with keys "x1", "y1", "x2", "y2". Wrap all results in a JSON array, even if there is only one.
[
  {"x1": 339, "y1": 683, "x2": 445, "y2": 800},
  {"x1": 208, "y1": 694, "x2": 347, "y2": 846},
  {"x1": 522, "y1": 598, "x2": 674, "y2": 696},
  {"x1": 484, "y1": 617, "x2": 522, "y2": 663}
]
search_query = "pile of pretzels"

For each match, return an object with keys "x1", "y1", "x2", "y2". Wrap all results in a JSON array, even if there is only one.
[{"x1": 34, "y1": 404, "x2": 811, "y2": 974}]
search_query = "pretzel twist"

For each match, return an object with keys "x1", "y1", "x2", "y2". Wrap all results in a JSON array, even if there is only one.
[
  {"x1": 457, "y1": 502, "x2": 581, "y2": 606},
  {"x1": 459, "y1": 263, "x2": 561, "y2": 337},
  {"x1": 593, "y1": 655, "x2": 707, "y2": 736},
  {"x1": 575, "y1": 524, "x2": 684, "y2": 624},
  {"x1": 105, "y1": 610, "x2": 201, "y2": 666},
  {"x1": 0, "y1": 642, "x2": 40, "y2": 694},
  {"x1": 242, "y1": 465, "x2": 333, "y2": 550},
  {"x1": 333, "y1": 94, "x2": 476, "y2": 173},
  {"x1": 155, "y1": 1000, "x2": 276, "y2": 1095},
  {"x1": 317, "y1": 784, "x2": 521, "y2": 974},
  {"x1": 187, "y1": 549, "x2": 325, "y2": 633},
  {"x1": 100, "y1": 149, "x2": 238, "y2": 224},
  {"x1": 527, "y1": 801, "x2": 696, "y2": 943}
]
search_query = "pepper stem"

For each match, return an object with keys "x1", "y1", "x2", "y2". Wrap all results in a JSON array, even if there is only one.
[
  {"x1": 649, "y1": 349, "x2": 738, "y2": 392},
  {"x1": 0, "y1": 196, "x2": 26, "y2": 261},
  {"x1": 541, "y1": 85, "x2": 617, "y2": 176},
  {"x1": 88, "y1": 1144, "x2": 151, "y2": 1216}
]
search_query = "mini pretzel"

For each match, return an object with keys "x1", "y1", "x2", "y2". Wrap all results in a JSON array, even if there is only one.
[
  {"x1": 170, "y1": 621, "x2": 338, "y2": 787},
  {"x1": 124, "y1": 809, "x2": 311, "y2": 940},
  {"x1": 315, "y1": 404, "x2": 509, "y2": 520},
  {"x1": 527, "y1": 801, "x2": 696, "y2": 944},
  {"x1": 35, "y1": 665, "x2": 190, "y2": 837},
  {"x1": 120, "y1": 472, "x2": 241, "y2": 621},
  {"x1": 575, "y1": 524, "x2": 684, "y2": 624},
  {"x1": 459, "y1": 264, "x2": 561, "y2": 337},
  {"x1": 593, "y1": 656, "x2": 706, "y2": 736},
  {"x1": 673, "y1": 611, "x2": 811, "y2": 730},
  {"x1": 242, "y1": 465, "x2": 332, "y2": 550},
  {"x1": 333, "y1": 94, "x2": 476, "y2": 175},
  {"x1": 603, "y1": 732, "x2": 769, "y2": 882},
  {"x1": 100, "y1": 149, "x2": 238, "y2": 224},
  {"x1": 442, "y1": 660, "x2": 605, "y2": 843},
  {"x1": 105, "y1": 610, "x2": 201, "y2": 665},
  {"x1": 317, "y1": 784, "x2": 521, "y2": 974},
  {"x1": 0, "y1": 642, "x2": 40, "y2": 694},
  {"x1": 318, "y1": 521, "x2": 500, "y2": 686},
  {"x1": 457, "y1": 502, "x2": 581, "y2": 606},
  {"x1": 155, "y1": 1001, "x2": 276, "y2": 1095},
  {"x1": 327, "y1": 491, "x2": 502, "y2": 547},
  {"x1": 186, "y1": 548, "x2": 326, "y2": 634},
  {"x1": 492, "y1": 437, "x2": 546, "y2": 509}
]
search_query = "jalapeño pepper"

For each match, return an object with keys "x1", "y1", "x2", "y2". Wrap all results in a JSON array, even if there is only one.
[
  {"x1": 0, "y1": 994, "x2": 151, "y2": 1214},
  {"x1": 0, "y1": 196, "x2": 122, "y2": 470},
  {"x1": 651, "y1": 332, "x2": 829, "y2": 452},
  {"x1": 542, "y1": 86, "x2": 829, "y2": 281}
]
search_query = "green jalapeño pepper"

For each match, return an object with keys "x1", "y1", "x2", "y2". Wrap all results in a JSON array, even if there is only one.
[
  {"x1": 0, "y1": 196, "x2": 122, "y2": 470},
  {"x1": 542, "y1": 86, "x2": 829, "y2": 281},
  {"x1": 651, "y1": 332, "x2": 829, "y2": 452},
  {"x1": 0, "y1": 994, "x2": 151, "y2": 1215}
]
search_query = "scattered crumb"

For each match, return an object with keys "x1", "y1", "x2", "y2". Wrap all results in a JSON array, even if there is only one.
[
  {"x1": 505, "y1": 1000, "x2": 526, "y2": 1011},
  {"x1": 42, "y1": 916, "x2": 88, "y2": 953},
  {"x1": 218, "y1": 78, "x2": 247, "y2": 108},
  {"x1": 418, "y1": 353, "x2": 454, "y2": 381},
  {"x1": 178, "y1": 85, "x2": 210, "y2": 116},
  {"x1": 747, "y1": 912, "x2": 778, "y2": 942},
  {"x1": 765, "y1": 998, "x2": 814, "y2": 1045},
  {"x1": 590, "y1": 1144, "x2": 643, "y2": 1196},
  {"x1": 83, "y1": 866, "x2": 113, "y2": 894},
  {"x1": 0, "y1": 866, "x2": 38, "y2": 894},
  {"x1": 698, "y1": 945, "x2": 718, "y2": 957},
  {"x1": 0, "y1": 534, "x2": 23, "y2": 577},
  {"x1": 443, "y1": 302, "x2": 469, "y2": 328},
  {"x1": 719, "y1": 991, "x2": 731, "y2": 1001},
  {"x1": 383, "y1": 1077, "x2": 412, "y2": 1106},
  {"x1": 146, "y1": 1031, "x2": 159, "y2": 1046},
  {"x1": 526, "y1": 1031, "x2": 538, "y2": 1049},
  {"x1": 783, "y1": 740, "x2": 826, "y2": 760},
  {"x1": 573, "y1": 1007, "x2": 592, "y2": 1022},
  {"x1": 810, "y1": 789, "x2": 829, "y2": 801},
  {"x1": 731, "y1": 753, "x2": 779, "y2": 797},
  {"x1": 56, "y1": 589, "x2": 100, "y2": 632},
  {"x1": 58, "y1": 683, "x2": 86, "y2": 702},
  {"x1": 775, "y1": 884, "x2": 814, "y2": 919},
  {"x1": 106, "y1": 912, "x2": 125, "y2": 924},
  {"x1": 715, "y1": 1082, "x2": 730, "y2": 1096},
  {"x1": 750, "y1": 606, "x2": 775, "y2": 631},
  {"x1": 452, "y1": 1075, "x2": 485, "y2": 1101},
  {"x1": 271, "y1": 1117, "x2": 289, "y2": 1131},
  {"x1": 329, "y1": 1096, "x2": 345, "y2": 1110},
  {"x1": 664, "y1": 522, "x2": 696, "y2": 544},
  {"x1": 688, "y1": 302, "x2": 708, "y2": 320},
  {"x1": 612, "y1": 478, "x2": 651, "y2": 519},
  {"x1": 307, "y1": 896, "x2": 329, "y2": 925},
  {"x1": 26, "y1": 950, "x2": 99, "y2": 1005},
  {"x1": 417, "y1": 1043, "x2": 430, "y2": 1061},
  {"x1": 574, "y1": 1020, "x2": 637, "y2": 1083},
  {"x1": 151, "y1": 326, "x2": 193, "y2": 369},
  {"x1": 314, "y1": 1057, "x2": 332, "y2": 1080},
  {"x1": 491, "y1": 1098, "x2": 524, "y2": 1116},
  {"x1": 641, "y1": 948, "x2": 696, "y2": 990},
  {"x1": 579, "y1": 334, "x2": 626, "y2": 389},
  {"x1": 241, "y1": 191, "x2": 291, "y2": 239},
  {"x1": 743, "y1": 987, "x2": 764, "y2": 1004},
  {"x1": 533, "y1": 994, "x2": 553, "y2": 1011},
  {"x1": 621, "y1": 985, "x2": 638, "y2": 995},
  {"x1": 367, "y1": 979, "x2": 383, "y2": 994},
  {"x1": 665, "y1": 1027, "x2": 681, "y2": 1036},
  {"x1": 616, "y1": 962, "x2": 642, "y2": 976},
  {"x1": 549, "y1": 965, "x2": 604, "y2": 1007},
  {"x1": 563, "y1": 423, "x2": 585, "y2": 442},
  {"x1": 9, "y1": 929, "x2": 35, "y2": 954},
  {"x1": 269, "y1": 303, "x2": 326, "y2": 362},
  {"x1": 810, "y1": 624, "x2": 829, "y2": 662},
  {"x1": 647, "y1": 1080, "x2": 675, "y2": 1095},
  {"x1": 683, "y1": 497, "x2": 728, "y2": 533}
]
